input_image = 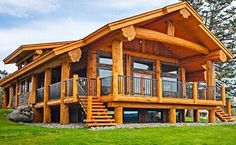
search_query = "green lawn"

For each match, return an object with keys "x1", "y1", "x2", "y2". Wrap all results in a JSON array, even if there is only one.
[{"x1": 0, "y1": 109, "x2": 236, "y2": 145}]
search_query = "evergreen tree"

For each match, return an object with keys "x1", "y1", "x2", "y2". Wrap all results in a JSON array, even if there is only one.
[
  {"x1": 0, "y1": 70, "x2": 8, "y2": 108},
  {"x1": 183, "y1": 0, "x2": 236, "y2": 98}
]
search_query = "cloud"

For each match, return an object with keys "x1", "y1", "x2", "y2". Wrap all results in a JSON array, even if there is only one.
[
  {"x1": 0, "y1": 18, "x2": 103, "y2": 73},
  {"x1": 0, "y1": 0, "x2": 60, "y2": 17}
]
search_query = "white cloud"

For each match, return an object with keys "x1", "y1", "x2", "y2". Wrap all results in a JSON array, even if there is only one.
[
  {"x1": 0, "y1": 18, "x2": 103, "y2": 73},
  {"x1": 89, "y1": 0, "x2": 178, "y2": 10},
  {"x1": 0, "y1": 0, "x2": 60, "y2": 17}
]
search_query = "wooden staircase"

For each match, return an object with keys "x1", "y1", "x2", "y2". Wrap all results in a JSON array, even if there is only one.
[
  {"x1": 215, "y1": 107, "x2": 235, "y2": 122},
  {"x1": 78, "y1": 96, "x2": 116, "y2": 127}
]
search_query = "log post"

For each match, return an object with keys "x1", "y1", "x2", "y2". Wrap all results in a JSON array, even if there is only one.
[
  {"x1": 112, "y1": 40, "x2": 123, "y2": 101},
  {"x1": 87, "y1": 96, "x2": 92, "y2": 121},
  {"x1": 193, "y1": 82, "x2": 198, "y2": 104},
  {"x1": 43, "y1": 68, "x2": 52, "y2": 123},
  {"x1": 180, "y1": 67, "x2": 186, "y2": 97},
  {"x1": 60, "y1": 62, "x2": 70, "y2": 124},
  {"x1": 29, "y1": 75, "x2": 37, "y2": 104},
  {"x1": 2, "y1": 88, "x2": 7, "y2": 110},
  {"x1": 193, "y1": 109, "x2": 200, "y2": 123},
  {"x1": 96, "y1": 76, "x2": 101, "y2": 97},
  {"x1": 114, "y1": 107, "x2": 123, "y2": 124},
  {"x1": 208, "y1": 109, "x2": 216, "y2": 123},
  {"x1": 156, "y1": 60, "x2": 162, "y2": 102},
  {"x1": 73, "y1": 74, "x2": 78, "y2": 102},
  {"x1": 15, "y1": 82, "x2": 20, "y2": 107},
  {"x1": 169, "y1": 108, "x2": 176, "y2": 123},
  {"x1": 206, "y1": 60, "x2": 216, "y2": 100},
  {"x1": 221, "y1": 85, "x2": 226, "y2": 106},
  {"x1": 7, "y1": 85, "x2": 14, "y2": 108},
  {"x1": 226, "y1": 98, "x2": 231, "y2": 116}
]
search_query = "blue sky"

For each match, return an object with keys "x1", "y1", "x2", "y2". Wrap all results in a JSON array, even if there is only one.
[{"x1": 0, "y1": 0, "x2": 178, "y2": 73}]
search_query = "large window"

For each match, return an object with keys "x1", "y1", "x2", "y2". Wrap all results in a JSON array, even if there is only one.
[{"x1": 98, "y1": 53, "x2": 112, "y2": 78}]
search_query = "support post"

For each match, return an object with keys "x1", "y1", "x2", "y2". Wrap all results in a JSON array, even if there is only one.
[
  {"x1": 29, "y1": 74, "x2": 37, "y2": 104},
  {"x1": 114, "y1": 107, "x2": 123, "y2": 124},
  {"x1": 15, "y1": 82, "x2": 19, "y2": 107},
  {"x1": 73, "y1": 74, "x2": 78, "y2": 102},
  {"x1": 7, "y1": 86, "x2": 14, "y2": 108},
  {"x1": 2, "y1": 88, "x2": 7, "y2": 110},
  {"x1": 208, "y1": 109, "x2": 216, "y2": 123},
  {"x1": 221, "y1": 85, "x2": 226, "y2": 106},
  {"x1": 193, "y1": 109, "x2": 200, "y2": 123},
  {"x1": 156, "y1": 60, "x2": 162, "y2": 102},
  {"x1": 139, "y1": 109, "x2": 147, "y2": 122},
  {"x1": 112, "y1": 40, "x2": 123, "y2": 101},
  {"x1": 60, "y1": 62, "x2": 70, "y2": 124},
  {"x1": 169, "y1": 108, "x2": 176, "y2": 123},
  {"x1": 193, "y1": 82, "x2": 198, "y2": 104},
  {"x1": 180, "y1": 67, "x2": 186, "y2": 97},
  {"x1": 206, "y1": 60, "x2": 216, "y2": 100},
  {"x1": 87, "y1": 96, "x2": 92, "y2": 121},
  {"x1": 96, "y1": 76, "x2": 101, "y2": 97},
  {"x1": 43, "y1": 68, "x2": 51, "y2": 123},
  {"x1": 226, "y1": 98, "x2": 231, "y2": 116}
]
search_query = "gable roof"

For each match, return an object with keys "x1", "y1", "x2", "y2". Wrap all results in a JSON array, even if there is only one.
[
  {"x1": 4, "y1": 41, "x2": 74, "y2": 64},
  {"x1": 0, "y1": 1, "x2": 233, "y2": 86}
]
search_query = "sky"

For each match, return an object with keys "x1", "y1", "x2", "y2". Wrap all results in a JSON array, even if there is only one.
[{"x1": 0, "y1": 0, "x2": 179, "y2": 73}]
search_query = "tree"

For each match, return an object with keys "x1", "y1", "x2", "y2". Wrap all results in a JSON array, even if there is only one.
[{"x1": 183, "y1": 0, "x2": 236, "y2": 97}]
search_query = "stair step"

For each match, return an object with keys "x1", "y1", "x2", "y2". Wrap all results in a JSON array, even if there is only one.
[
  {"x1": 92, "y1": 109, "x2": 108, "y2": 111},
  {"x1": 92, "y1": 106, "x2": 105, "y2": 108},
  {"x1": 91, "y1": 116, "x2": 113, "y2": 119},
  {"x1": 92, "y1": 112, "x2": 109, "y2": 115},
  {"x1": 86, "y1": 122, "x2": 117, "y2": 127},
  {"x1": 85, "y1": 119, "x2": 115, "y2": 123}
]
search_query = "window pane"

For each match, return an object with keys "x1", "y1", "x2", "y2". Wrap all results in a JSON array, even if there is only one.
[
  {"x1": 99, "y1": 57, "x2": 112, "y2": 65},
  {"x1": 124, "y1": 111, "x2": 139, "y2": 123},
  {"x1": 99, "y1": 69, "x2": 112, "y2": 78},
  {"x1": 133, "y1": 61, "x2": 153, "y2": 71}
]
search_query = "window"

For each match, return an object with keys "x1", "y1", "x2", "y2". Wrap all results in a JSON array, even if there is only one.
[
  {"x1": 98, "y1": 53, "x2": 112, "y2": 78},
  {"x1": 148, "y1": 110, "x2": 162, "y2": 122},
  {"x1": 133, "y1": 58, "x2": 154, "y2": 71},
  {"x1": 99, "y1": 69, "x2": 112, "y2": 78},
  {"x1": 99, "y1": 56, "x2": 112, "y2": 65},
  {"x1": 123, "y1": 110, "x2": 139, "y2": 123}
]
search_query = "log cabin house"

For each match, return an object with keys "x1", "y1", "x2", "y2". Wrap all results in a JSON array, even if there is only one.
[{"x1": 0, "y1": 2, "x2": 234, "y2": 127}]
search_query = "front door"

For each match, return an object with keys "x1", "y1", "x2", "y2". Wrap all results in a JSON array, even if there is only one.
[{"x1": 133, "y1": 73, "x2": 153, "y2": 96}]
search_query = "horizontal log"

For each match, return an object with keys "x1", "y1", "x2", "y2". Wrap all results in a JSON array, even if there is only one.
[{"x1": 134, "y1": 27, "x2": 209, "y2": 55}]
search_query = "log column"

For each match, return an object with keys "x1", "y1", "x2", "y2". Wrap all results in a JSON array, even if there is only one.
[
  {"x1": 169, "y1": 108, "x2": 176, "y2": 123},
  {"x1": 206, "y1": 60, "x2": 216, "y2": 100},
  {"x1": 43, "y1": 68, "x2": 52, "y2": 123},
  {"x1": 112, "y1": 40, "x2": 123, "y2": 100},
  {"x1": 114, "y1": 107, "x2": 123, "y2": 124},
  {"x1": 193, "y1": 109, "x2": 200, "y2": 123},
  {"x1": 208, "y1": 109, "x2": 216, "y2": 123},
  {"x1": 180, "y1": 67, "x2": 186, "y2": 97},
  {"x1": 15, "y1": 82, "x2": 20, "y2": 107},
  {"x1": 221, "y1": 85, "x2": 226, "y2": 105},
  {"x1": 29, "y1": 75, "x2": 37, "y2": 104},
  {"x1": 226, "y1": 98, "x2": 231, "y2": 116},
  {"x1": 2, "y1": 88, "x2": 7, "y2": 109},
  {"x1": 156, "y1": 60, "x2": 162, "y2": 102},
  {"x1": 193, "y1": 82, "x2": 198, "y2": 104},
  {"x1": 7, "y1": 85, "x2": 14, "y2": 108},
  {"x1": 60, "y1": 62, "x2": 70, "y2": 124}
]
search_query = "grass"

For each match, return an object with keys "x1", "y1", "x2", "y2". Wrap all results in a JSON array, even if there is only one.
[{"x1": 0, "y1": 109, "x2": 236, "y2": 145}]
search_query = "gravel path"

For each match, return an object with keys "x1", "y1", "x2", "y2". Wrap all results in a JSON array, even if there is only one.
[{"x1": 19, "y1": 122, "x2": 236, "y2": 130}]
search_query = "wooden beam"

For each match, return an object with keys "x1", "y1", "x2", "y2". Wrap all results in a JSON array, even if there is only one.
[
  {"x1": 43, "y1": 68, "x2": 51, "y2": 123},
  {"x1": 60, "y1": 62, "x2": 70, "y2": 124},
  {"x1": 87, "y1": 96, "x2": 92, "y2": 121},
  {"x1": 96, "y1": 76, "x2": 101, "y2": 97},
  {"x1": 180, "y1": 67, "x2": 186, "y2": 97},
  {"x1": 156, "y1": 60, "x2": 162, "y2": 102},
  {"x1": 169, "y1": 108, "x2": 176, "y2": 123},
  {"x1": 206, "y1": 60, "x2": 215, "y2": 100},
  {"x1": 134, "y1": 27, "x2": 209, "y2": 55},
  {"x1": 86, "y1": 50, "x2": 97, "y2": 78},
  {"x1": 15, "y1": 82, "x2": 19, "y2": 107},
  {"x1": 35, "y1": 49, "x2": 43, "y2": 55},
  {"x1": 181, "y1": 50, "x2": 227, "y2": 65},
  {"x1": 112, "y1": 40, "x2": 123, "y2": 100},
  {"x1": 29, "y1": 74, "x2": 37, "y2": 104},
  {"x1": 221, "y1": 85, "x2": 226, "y2": 106},
  {"x1": 226, "y1": 98, "x2": 231, "y2": 116},
  {"x1": 114, "y1": 107, "x2": 123, "y2": 124}
]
